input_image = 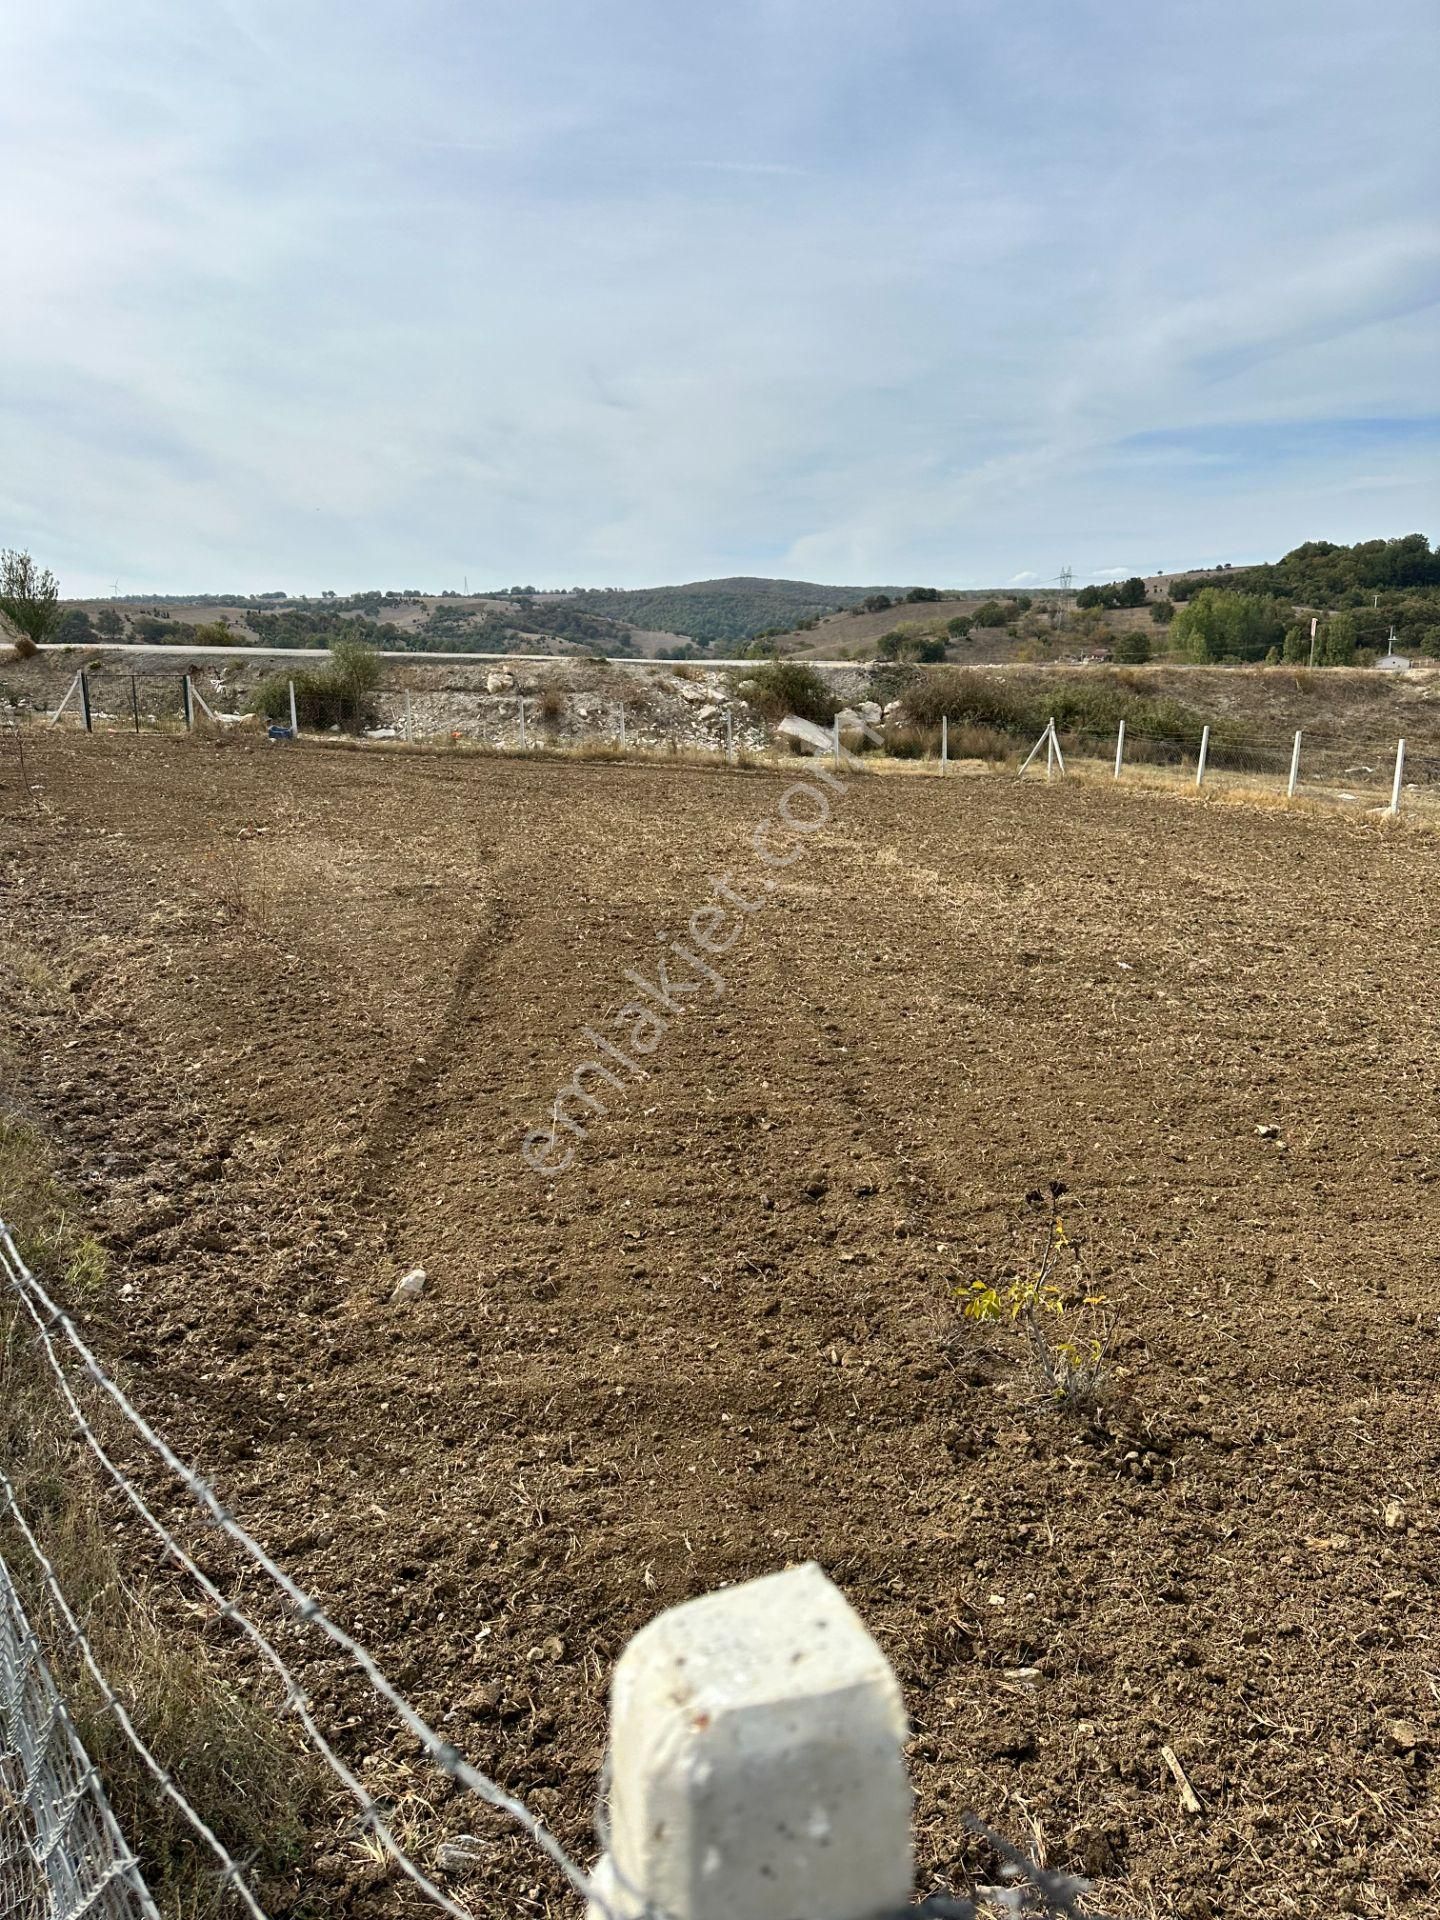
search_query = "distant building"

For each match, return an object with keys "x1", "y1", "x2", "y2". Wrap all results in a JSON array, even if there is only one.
[{"x1": 1376, "y1": 651, "x2": 1411, "y2": 673}]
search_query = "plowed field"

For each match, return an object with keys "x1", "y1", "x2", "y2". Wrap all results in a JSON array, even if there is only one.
[{"x1": 3, "y1": 733, "x2": 1437, "y2": 1919}]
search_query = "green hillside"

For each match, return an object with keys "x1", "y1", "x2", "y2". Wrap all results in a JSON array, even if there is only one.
[{"x1": 561, "y1": 576, "x2": 881, "y2": 644}]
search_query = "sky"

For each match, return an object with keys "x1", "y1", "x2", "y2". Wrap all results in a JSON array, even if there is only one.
[{"x1": 2, "y1": 0, "x2": 1437, "y2": 596}]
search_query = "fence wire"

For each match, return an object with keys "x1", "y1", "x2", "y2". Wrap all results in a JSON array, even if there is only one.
[{"x1": 0, "y1": 1220, "x2": 593, "y2": 1920}]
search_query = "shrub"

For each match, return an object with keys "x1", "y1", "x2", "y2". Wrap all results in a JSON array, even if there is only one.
[
  {"x1": 733, "y1": 660, "x2": 839, "y2": 725},
  {"x1": 0, "y1": 549, "x2": 60, "y2": 648},
  {"x1": 1113, "y1": 631, "x2": 1151, "y2": 665},
  {"x1": 249, "y1": 639, "x2": 381, "y2": 731}
]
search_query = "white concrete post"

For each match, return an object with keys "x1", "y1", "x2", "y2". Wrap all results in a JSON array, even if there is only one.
[
  {"x1": 940, "y1": 713, "x2": 948, "y2": 774},
  {"x1": 404, "y1": 689, "x2": 414, "y2": 743},
  {"x1": 1048, "y1": 718, "x2": 1065, "y2": 777},
  {"x1": 1114, "y1": 718, "x2": 1126, "y2": 779},
  {"x1": 47, "y1": 671, "x2": 83, "y2": 727},
  {"x1": 832, "y1": 713, "x2": 841, "y2": 769},
  {"x1": 1389, "y1": 738, "x2": 1406, "y2": 815},
  {"x1": 618, "y1": 703, "x2": 626, "y2": 749},
  {"x1": 1287, "y1": 729, "x2": 1302, "y2": 799},
  {"x1": 1195, "y1": 724, "x2": 1210, "y2": 789},
  {"x1": 590, "y1": 1564, "x2": 911, "y2": 1920},
  {"x1": 289, "y1": 680, "x2": 300, "y2": 737},
  {"x1": 518, "y1": 698, "x2": 528, "y2": 751},
  {"x1": 1045, "y1": 717, "x2": 1055, "y2": 781},
  {"x1": 726, "y1": 708, "x2": 735, "y2": 764}
]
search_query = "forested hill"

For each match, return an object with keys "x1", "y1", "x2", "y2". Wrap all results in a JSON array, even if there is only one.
[
  {"x1": 1173, "y1": 534, "x2": 1440, "y2": 605},
  {"x1": 559, "y1": 577, "x2": 879, "y2": 644}
]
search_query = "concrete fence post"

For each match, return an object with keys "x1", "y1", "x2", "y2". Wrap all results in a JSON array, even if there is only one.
[
  {"x1": 832, "y1": 713, "x2": 841, "y2": 770},
  {"x1": 182, "y1": 675, "x2": 194, "y2": 731},
  {"x1": 940, "y1": 712, "x2": 948, "y2": 774},
  {"x1": 1195, "y1": 723, "x2": 1210, "y2": 789},
  {"x1": 590, "y1": 1564, "x2": 911, "y2": 1920},
  {"x1": 618, "y1": 703, "x2": 626, "y2": 749},
  {"x1": 726, "y1": 708, "x2": 735, "y2": 764},
  {"x1": 1389, "y1": 738, "x2": 1406, "y2": 815},
  {"x1": 1114, "y1": 718, "x2": 1125, "y2": 779},
  {"x1": 1045, "y1": 717, "x2": 1055, "y2": 781},
  {"x1": 518, "y1": 697, "x2": 528, "y2": 751},
  {"x1": 1287, "y1": 729, "x2": 1302, "y2": 800},
  {"x1": 79, "y1": 671, "x2": 93, "y2": 734},
  {"x1": 289, "y1": 681, "x2": 300, "y2": 737}
]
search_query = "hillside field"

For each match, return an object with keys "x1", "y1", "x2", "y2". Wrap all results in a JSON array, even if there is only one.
[{"x1": 2, "y1": 735, "x2": 1438, "y2": 1919}]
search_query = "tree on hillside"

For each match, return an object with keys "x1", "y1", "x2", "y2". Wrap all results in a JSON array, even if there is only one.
[
  {"x1": 1, "y1": 549, "x2": 60, "y2": 655},
  {"x1": 1113, "y1": 630, "x2": 1151, "y2": 664},
  {"x1": 95, "y1": 608, "x2": 124, "y2": 638},
  {"x1": 1172, "y1": 588, "x2": 1283, "y2": 662}
]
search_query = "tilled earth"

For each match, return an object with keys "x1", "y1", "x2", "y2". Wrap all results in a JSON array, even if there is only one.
[{"x1": 2, "y1": 732, "x2": 1438, "y2": 1920}]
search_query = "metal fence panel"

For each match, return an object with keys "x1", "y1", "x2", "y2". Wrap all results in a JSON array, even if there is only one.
[{"x1": 0, "y1": 1548, "x2": 157, "y2": 1920}]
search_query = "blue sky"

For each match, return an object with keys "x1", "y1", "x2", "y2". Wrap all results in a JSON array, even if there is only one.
[{"x1": 2, "y1": 0, "x2": 1437, "y2": 594}]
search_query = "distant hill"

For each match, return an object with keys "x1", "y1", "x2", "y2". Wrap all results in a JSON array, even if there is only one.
[{"x1": 559, "y1": 577, "x2": 884, "y2": 644}]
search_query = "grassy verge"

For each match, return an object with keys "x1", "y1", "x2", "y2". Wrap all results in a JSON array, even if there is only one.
[{"x1": 0, "y1": 967, "x2": 322, "y2": 1916}]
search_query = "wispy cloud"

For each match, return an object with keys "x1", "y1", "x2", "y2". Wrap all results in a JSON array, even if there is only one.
[{"x1": 0, "y1": 0, "x2": 1435, "y2": 592}]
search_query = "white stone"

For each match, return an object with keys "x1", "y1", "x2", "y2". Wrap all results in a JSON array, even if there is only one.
[
  {"x1": 486, "y1": 670, "x2": 516, "y2": 693},
  {"x1": 590, "y1": 1563, "x2": 911, "y2": 1920},
  {"x1": 775, "y1": 715, "x2": 835, "y2": 754},
  {"x1": 857, "y1": 701, "x2": 883, "y2": 724},
  {"x1": 392, "y1": 1267, "x2": 428, "y2": 1299}
]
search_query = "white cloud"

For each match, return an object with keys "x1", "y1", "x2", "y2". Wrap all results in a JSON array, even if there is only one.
[{"x1": 1, "y1": 0, "x2": 1436, "y2": 591}]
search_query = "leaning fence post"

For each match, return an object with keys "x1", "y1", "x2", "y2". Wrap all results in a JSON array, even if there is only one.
[
  {"x1": 1389, "y1": 738, "x2": 1406, "y2": 815},
  {"x1": 1287, "y1": 729, "x2": 1302, "y2": 800},
  {"x1": 182, "y1": 675, "x2": 194, "y2": 731},
  {"x1": 79, "y1": 671, "x2": 93, "y2": 734},
  {"x1": 940, "y1": 712, "x2": 948, "y2": 774},
  {"x1": 289, "y1": 681, "x2": 300, "y2": 737},
  {"x1": 1195, "y1": 723, "x2": 1210, "y2": 789},
  {"x1": 1114, "y1": 718, "x2": 1126, "y2": 779},
  {"x1": 589, "y1": 1563, "x2": 911, "y2": 1920}
]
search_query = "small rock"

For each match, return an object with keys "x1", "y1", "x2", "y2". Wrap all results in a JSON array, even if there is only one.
[
  {"x1": 392, "y1": 1267, "x2": 428, "y2": 1300},
  {"x1": 1383, "y1": 1499, "x2": 1405, "y2": 1531},
  {"x1": 436, "y1": 1837, "x2": 488, "y2": 1877},
  {"x1": 1386, "y1": 1719, "x2": 1423, "y2": 1754},
  {"x1": 486, "y1": 670, "x2": 515, "y2": 694},
  {"x1": 1255, "y1": 1124, "x2": 1281, "y2": 1139}
]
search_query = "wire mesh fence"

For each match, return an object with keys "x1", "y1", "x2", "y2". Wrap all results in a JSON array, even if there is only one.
[{"x1": 0, "y1": 1541, "x2": 158, "y2": 1920}]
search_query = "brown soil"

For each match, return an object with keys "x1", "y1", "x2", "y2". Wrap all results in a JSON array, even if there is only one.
[{"x1": 3, "y1": 733, "x2": 1438, "y2": 1919}]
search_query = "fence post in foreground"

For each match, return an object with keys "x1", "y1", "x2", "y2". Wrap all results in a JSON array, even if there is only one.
[
  {"x1": 618, "y1": 703, "x2": 626, "y2": 749},
  {"x1": 1195, "y1": 724, "x2": 1210, "y2": 789},
  {"x1": 726, "y1": 707, "x2": 735, "y2": 764},
  {"x1": 79, "y1": 671, "x2": 93, "y2": 734},
  {"x1": 289, "y1": 681, "x2": 300, "y2": 737},
  {"x1": 1287, "y1": 729, "x2": 1302, "y2": 800},
  {"x1": 1045, "y1": 717, "x2": 1055, "y2": 781},
  {"x1": 182, "y1": 675, "x2": 194, "y2": 732},
  {"x1": 518, "y1": 697, "x2": 528, "y2": 751},
  {"x1": 130, "y1": 674, "x2": 140, "y2": 732},
  {"x1": 1114, "y1": 718, "x2": 1126, "y2": 779},
  {"x1": 589, "y1": 1563, "x2": 911, "y2": 1920},
  {"x1": 940, "y1": 712, "x2": 948, "y2": 774},
  {"x1": 48, "y1": 671, "x2": 82, "y2": 727},
  {"x1": 1389, "y1": 738, "x2": 1406, "y2": 816},
  {"x1": 832, "y1": 712, "x2": 841, "y2": 769}
]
